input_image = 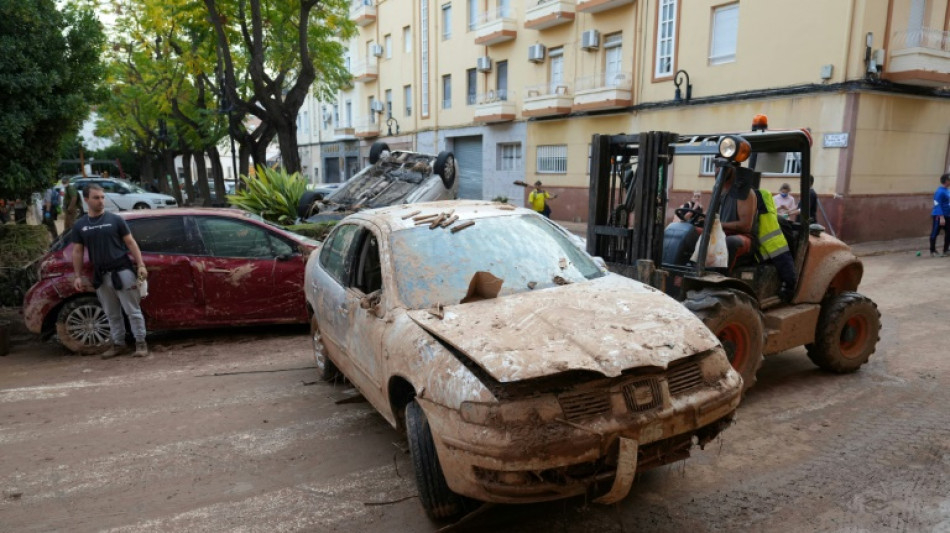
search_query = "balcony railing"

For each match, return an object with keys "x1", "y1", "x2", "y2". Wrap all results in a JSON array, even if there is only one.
[
  {"x1": 354, "y1": 117, "x2": 381, "y2": 138},
  {"x1": 523, "y1": 82, "x2": 573, "y2": 117},
  {"x1": 474, "y1": 7, "x2": 518, "y2": 45},
  {"x1": 349, "y1": 0, "x2": 376, "y2": 26},
  {"x1": 525, "y1": 0, "x2": 575, "y2": 30},
  {"x1": 572, "y1": 71, "x2": 632, "y2": 111},
  {"x1": 350, "y1": 59, "x2": 378, "y2": 82},
  {"x1": 474, "y1": 90, "x2": 518, "y2": 122},
  {"x1": 886, "y1": 28, "x2": 950, "y2": 87}
]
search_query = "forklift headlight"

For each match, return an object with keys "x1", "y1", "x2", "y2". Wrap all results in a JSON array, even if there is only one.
[{"x1": 718, "y1": 136, "x2": 751, "y2": 163}]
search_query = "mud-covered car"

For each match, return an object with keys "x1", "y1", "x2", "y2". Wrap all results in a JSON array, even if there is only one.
[
  {"x1": 303, "y1": 141, "x2": 458, "y2": 221},
  {"x1": 304, "y1": 200, "x2": 742, "y2": 519},
  {"x1": 24, "y1": 209, "x2": 317, "y2": 353}
]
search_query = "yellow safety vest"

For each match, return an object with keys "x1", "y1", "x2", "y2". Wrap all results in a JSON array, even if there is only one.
[{"x1": 757, "y1": 189, "x2": 790, "y2": 259}]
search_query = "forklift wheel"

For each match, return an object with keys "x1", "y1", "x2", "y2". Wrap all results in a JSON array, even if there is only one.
[
  {"x1": 685, "y1": 289, "x2": 765, "y2": 393},
  {"x1": 807, "y1": 292, "x2": 881, "y2": 373}
]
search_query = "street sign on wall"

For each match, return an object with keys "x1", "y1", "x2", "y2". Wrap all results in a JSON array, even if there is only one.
[{"x1": 823, "y1": 133, "x2": 849, "y2": 148}]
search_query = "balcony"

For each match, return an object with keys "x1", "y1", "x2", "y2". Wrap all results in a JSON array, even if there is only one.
[
  {"x1": 474, "y1": 8, "x2": 518, "y2": 46},
  {"x1": 354, "y1": 118, "x2": 381, "y2": 138},
  {"x1": 572, "y1": 71, "x2": 632, "y2": 111},
  {"x1": 350, "y1": 59, "x2": 378, "y2": 83},
  {"x1": 522, "y1": 82, "x2": 573, "y2": 117},
  {"x1": 576, "y1": 0, "x2": 632, "y2": 14},
  {"x1": 885, "y1": 28, "x2": 950, "y2": 87},
  {"x1": 334, "y1": 124, "x2": 356, "y2": 138},
  {"x1": 474, "y1": 90, "x2": 518, "y2": 122},
  {"x1": 349, "y1": 0, "x2": 376, "y2": 26},
  {"x1": 525, "y1": 0, "x2": 575, "y2": 30}
]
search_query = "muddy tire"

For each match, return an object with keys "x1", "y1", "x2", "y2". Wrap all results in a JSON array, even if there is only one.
[
  {"x1": 310, "y1": 316, "x2": 341, "y2": 382},
  {"x1": 406, "y1": 400, "x2": 464, "y2": 520},
  {"x1": 685, "y1": 289, "x2": 765, "y2": 392},
  {"x1": 807, "y1": 292, "x2": 881, "y2": 373},
  {"x1": 369, "y1": 141, "x2": 390, "y2": 165},
  {"x1": 56, "y1": 296, "x2": 111, "y2": 355},
  {"x1": 434, "y1": 151, "x2": 456, "y2": 190}
]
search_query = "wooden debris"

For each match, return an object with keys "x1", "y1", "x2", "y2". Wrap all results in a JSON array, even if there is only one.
[
  {"x1": 439, "y1": 214, "x2": 459, "y2": 228},
  {"x1": 429, "y1": 213, "x2": 447, "y2": 229},
  {"x1": 400, "y1": 210, "x2": 422, "y2": 220},
  {"x1": 412, "y1": 213, "x2": 439, "y2": 222},
  {"x1": 497, "y1": 204, "x2": 516, "y2": 210},
  {"x1": 450, "y1": 220, "x2": 475, "y2": 233}
]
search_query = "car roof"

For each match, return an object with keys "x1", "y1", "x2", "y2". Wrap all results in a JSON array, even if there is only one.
[
  {"x1": 116, "y1": 207, "x2": 250, "y2": 221},
  {"x1": 346, "y1": 200, "x2": 534, "y2": 232}
]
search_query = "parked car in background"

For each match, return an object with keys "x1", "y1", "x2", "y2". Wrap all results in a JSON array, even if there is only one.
[
  {"x1": 72, "y1": 177, "x2": 178, "y2": 212},
  {"x1": 297, "y1": 183, "x2": 342, "y2": 219},
  {"x1": 304, "y1": 200, "x2": 742, "y2": 519},
  {"x1": 304, "y1": 141, "x2": 458, "y2": 222},
  {"x1": 24, "y1": 208, "x2": 318, "y2": 354}
]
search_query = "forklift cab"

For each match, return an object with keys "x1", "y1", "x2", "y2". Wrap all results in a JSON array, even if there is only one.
[{"x1": 587, "y1": 124, "x2": 814, "y2": 306}]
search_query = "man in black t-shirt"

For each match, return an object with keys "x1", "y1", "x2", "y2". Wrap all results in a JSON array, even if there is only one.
[{"x1": 71, "y1": 184, "x2": 150, "y2": 358}]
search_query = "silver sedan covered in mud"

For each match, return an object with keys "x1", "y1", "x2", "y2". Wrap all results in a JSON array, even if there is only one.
[{"x1": 304, "y1": 201, "x2": 742, "y2": 519}]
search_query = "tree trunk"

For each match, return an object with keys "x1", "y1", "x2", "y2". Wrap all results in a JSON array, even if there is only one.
[
  {"x1": 238, "y1": 144, "x2": 250, "y2": 189},
  {"x1": 181, "y1": 152, "x2": 196, "y2": 206},
  {"x1": 276, "y1": 121, "x2": 301, "y2": 173},
  {"x1": 207, "y1": 145, "x2": 226, "y2": 202},
  {"x1": 140, "y1": 156, "x2": 154, "y2": 189},
  {"x1": 164, "y1": 150, "x2": 183, "y2": 205},
  {"x1": 194, "y1": 153, "x2": 212, "y2": 207},
  {"x1": 152, "y1": 158, "x2": 166, "y2": 194}
]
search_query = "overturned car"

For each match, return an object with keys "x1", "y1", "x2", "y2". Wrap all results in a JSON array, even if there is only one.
[
  {"x1": 302, "y1": 142, "x2": 459, "y2": 221},
  {"x1": 304, "y1": 201, "x2": 742, "y2": 519}
]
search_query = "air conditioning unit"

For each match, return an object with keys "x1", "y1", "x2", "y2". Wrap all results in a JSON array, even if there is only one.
[
  {"x1": 581, "y1": 30, "x2": 600, "y2": 50},
  {"x1": 370, "y1": 44, "x2": 383, "y2": 57},
  {"x1": 476, "y1": 56, "x2": 492, "y2": 72},
  {"x1": 527, "y1": 44, "x2": 546, "y2": 63},
  {"x1": 370, "y1": 100, "x2": 385, "y2": 112}
]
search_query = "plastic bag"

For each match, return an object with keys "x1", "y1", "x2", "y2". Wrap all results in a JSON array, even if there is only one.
[
  {"x1": 137, "y1": 279, "x2": 149, "y2": 299},
  {"x1": 690, "y1": 214, "x2": 729, "y2": 268}
]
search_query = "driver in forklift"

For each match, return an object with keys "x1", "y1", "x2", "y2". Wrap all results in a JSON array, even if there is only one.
[{"x1": 718, "y1": 166, "x2": 757, "y2": 270}]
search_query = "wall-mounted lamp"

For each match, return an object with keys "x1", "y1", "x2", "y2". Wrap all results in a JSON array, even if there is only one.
[
  {"x1": 673, "y1": 69, "x2": 692, "y2": 103},
  {"x1": 386, "y1": 116, "x2": 400, "y2": 136}
]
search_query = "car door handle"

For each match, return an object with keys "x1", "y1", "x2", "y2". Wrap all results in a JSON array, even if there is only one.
[{"x1": 208, "y1": 268, "x2": 231, "y2": 274}]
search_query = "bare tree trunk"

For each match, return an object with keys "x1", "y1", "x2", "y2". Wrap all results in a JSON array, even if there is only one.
[
  {"x1": 152, "y1": 158, "x2": 166, "y2": 194},
  {"x1": 164, "y1": 151, "x2": 183, "y2": 205},
  {"x1": 276, "y1": 123, "x2": 301, "y2": 173},
  {"x1": 181, "y1": 152, "x2": 196, "y2": 206},
  {"x1": 194, "y1": 152, "x2": 212, "y2": 206},
  {"x1": 207, "y1": 145, "x2": 226, "y2": 202},
  {"x1": 238, "y1": 144, "x2": 250, "y2": 189}
]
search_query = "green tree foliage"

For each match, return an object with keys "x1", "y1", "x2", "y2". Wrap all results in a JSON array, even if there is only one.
[
  {"x1": 0, "y1": 1, "x2": 105, "y2": 198},
  {"x1": 228, "y1": 166, "x2": 307, "y2": 224}
]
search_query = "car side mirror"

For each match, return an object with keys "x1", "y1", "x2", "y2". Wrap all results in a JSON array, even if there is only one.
[{"x1": 359, "y1": 290, "x2": 384, "y2": 318}]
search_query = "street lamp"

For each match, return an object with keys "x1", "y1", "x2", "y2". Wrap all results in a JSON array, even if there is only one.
[
  {"x1": 386, "y1": 116, "x2": 400, "y2": 136},
  {"x1": 673, "y1": 69, "x2": 692, "y2": 103}
]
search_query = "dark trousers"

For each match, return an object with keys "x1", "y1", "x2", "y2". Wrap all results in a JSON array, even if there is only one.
[
  {"x1": 930, "y1": 215, "x2": 949, "y2": 253},
  {"x1": 541, "y1": 204, "x2": 551, "y2": 218},
  {"x1": 772, "y1": 251, "x2": 797, "y2": 293}
]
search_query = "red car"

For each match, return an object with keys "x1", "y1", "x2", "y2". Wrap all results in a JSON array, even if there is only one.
[{"x1": 24, "y1": 208, "x2": 319, "y2": 353}]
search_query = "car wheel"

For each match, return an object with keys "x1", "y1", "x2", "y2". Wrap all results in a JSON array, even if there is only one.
[
  {"x1": 405, "y1": 400, "x2": 465, "y2": 520},
  {"x1": 369, "y1": 141, "x2": 390, "y2": 165},
  {"x1": 133, "y1": 203, "x2": 150, "y2": 210},
  {"x1": 433, "y1": 151, "x2": 456, "y2": 190},
  {"x1": 56, "y1": 296, "x2": 111, "y2": 354},
  {"x1": 298, "y1": 191, "x2": 325, "y2": 219},
  {"x1": 311, "y1": 315, "x2": 342, "y2": 382},
  {"x1": 685, "y1": 289, "x2": 765, "y2": 393},
  {"x1": 807, "y1": 292, "x2": 880, "y2": 373}
]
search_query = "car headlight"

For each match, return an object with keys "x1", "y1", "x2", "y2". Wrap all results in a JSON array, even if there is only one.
[
  {"x1": 718, "y1": 135, "x2": 751, "y2": 162},
  {"x1": 460, "y1": 396, "x2": 563, "y2": 426}
]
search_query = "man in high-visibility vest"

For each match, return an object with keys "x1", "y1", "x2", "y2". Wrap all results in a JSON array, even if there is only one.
[{"x1": 755, "y1": 188, "x2": 797, "y2": 301}]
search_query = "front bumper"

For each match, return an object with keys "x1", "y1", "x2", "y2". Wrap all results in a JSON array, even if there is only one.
[{"x1": 420, "y1": 357, "x2": 742, "y2": 504}]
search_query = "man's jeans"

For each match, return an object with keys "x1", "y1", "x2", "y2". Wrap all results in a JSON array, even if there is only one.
[{"x1": 97, "y1": 269, "x2": 146, "y2": 345}]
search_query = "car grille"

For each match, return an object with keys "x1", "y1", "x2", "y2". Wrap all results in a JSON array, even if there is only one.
[
  {"x1": 165, "y1": 199, "x2": 177, "y2": 205},
  {"x1": 667, "y1": 358, "x2": 705, "y2": 396},
  {"x1": 622, "y1": 378, "x2": 662, "y2": 412},
  {"x1": 557, "y1": 389, "x2": 612, "y2": 421}
]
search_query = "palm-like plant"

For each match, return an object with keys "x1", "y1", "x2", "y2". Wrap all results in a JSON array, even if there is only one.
[{"x1": 227, "y1": 166, "x2": 307, "y2": 224}]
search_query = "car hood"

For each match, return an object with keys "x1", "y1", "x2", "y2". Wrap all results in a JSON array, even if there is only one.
[{"x1": 406, "y1": 274, "x2": 721, "y2": 383}]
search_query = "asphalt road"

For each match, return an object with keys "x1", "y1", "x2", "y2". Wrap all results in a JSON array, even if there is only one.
[{"x1": 1, "y1": 250, "x2": 948, "y2": 532}]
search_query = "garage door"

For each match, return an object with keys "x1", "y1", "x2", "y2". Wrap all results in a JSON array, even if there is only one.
[{"x1": 452, "y1": 136, "x2": 483, "y2": 200}]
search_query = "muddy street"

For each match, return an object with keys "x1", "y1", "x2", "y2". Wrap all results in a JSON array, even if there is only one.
[{"x1": 1, "y1": 250, "x2": 948, "y2": 532}]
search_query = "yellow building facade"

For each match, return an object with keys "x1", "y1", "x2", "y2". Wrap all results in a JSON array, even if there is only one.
[{"x1": 309, "y1": 0, "x2": 950, "y2": 242}]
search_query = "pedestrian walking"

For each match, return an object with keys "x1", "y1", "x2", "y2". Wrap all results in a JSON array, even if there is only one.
[
  {"x1": 71, "y1": 184, "x2": 150, "y2": 358},
  {"x1": 60, "y1": 176, "x2": 80, "y2": 232},
  {"x1": 42, "y1": 184, "x2": 60, "y2": 239},
  {"x1": 772, "y1": 182, "x2": 796, "y2": 219},
  {"x1": 529, "y1": 180, "x2": 558, "y2": 218},
  {"x1": 929, "y1": 173, "x2": 950, "y2": 257}
]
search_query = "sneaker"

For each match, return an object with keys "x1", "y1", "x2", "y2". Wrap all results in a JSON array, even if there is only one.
[
  {"x1": 132, "y1": 341, "x2": 149, "y2": 357},
  {"x1": 933, "y1": 252, "x2": 948, "y2": 258},
  {"x1": 101, "y1": 344, "x2": 130, "y2": 359}
]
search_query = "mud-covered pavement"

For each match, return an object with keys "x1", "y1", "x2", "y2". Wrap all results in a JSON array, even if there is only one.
[{"x1": 1, "y1": 250, "x2": 948, "y2": 532}]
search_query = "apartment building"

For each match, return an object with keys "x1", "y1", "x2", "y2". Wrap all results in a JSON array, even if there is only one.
[{"x1": 301, "y1": 0, "x2": 950, "y2": 242}]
